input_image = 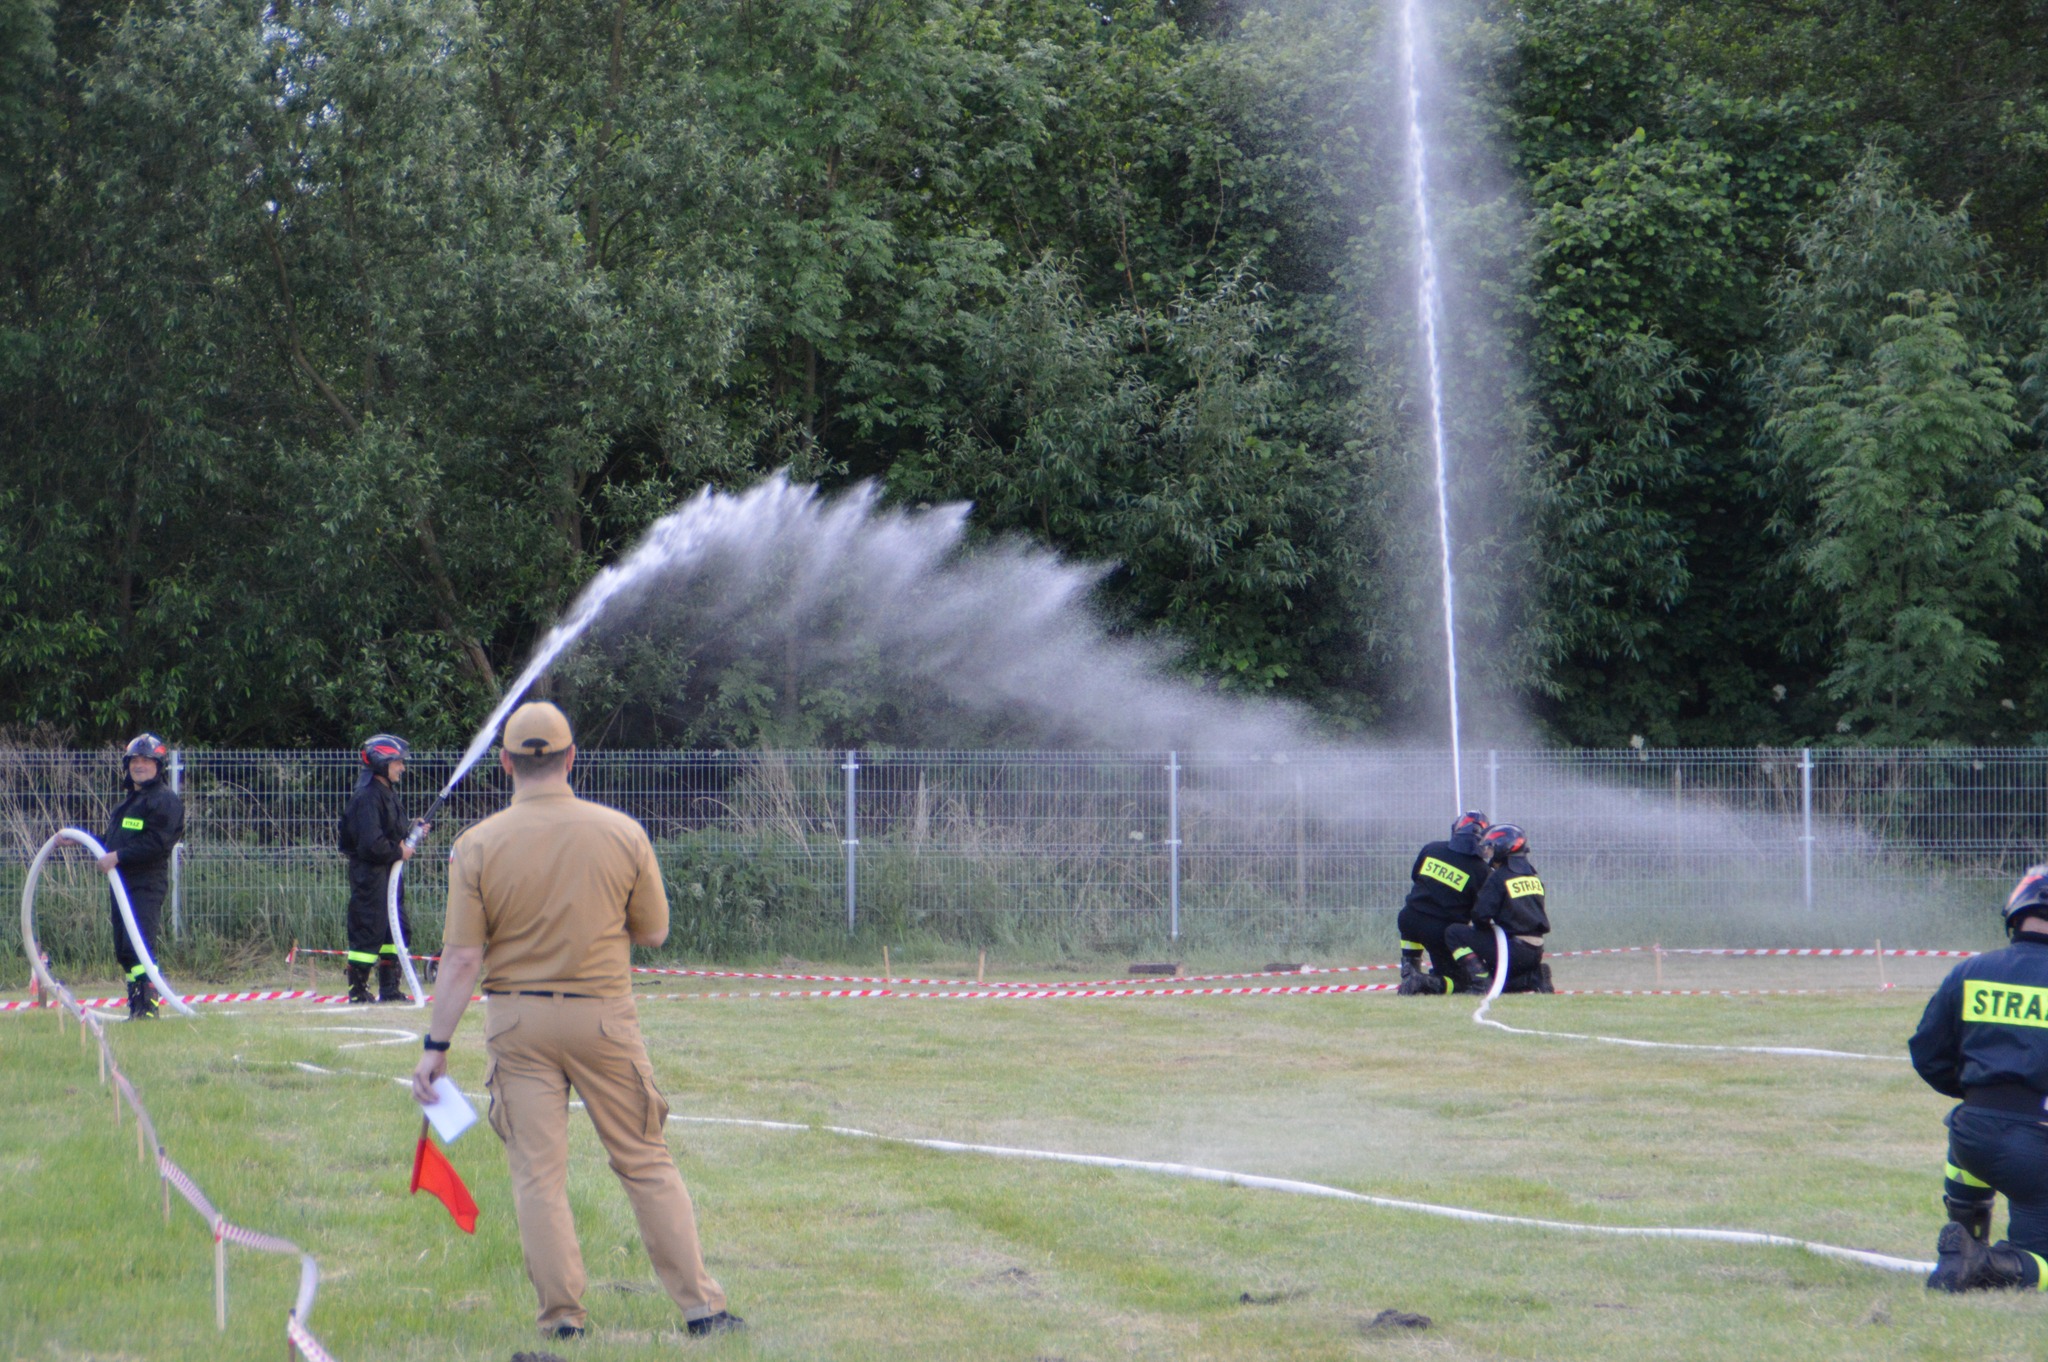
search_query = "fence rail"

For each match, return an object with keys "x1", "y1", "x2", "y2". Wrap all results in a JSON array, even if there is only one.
[{"x1": 4, "y1": 747, "x2": 2042, "y2": 971}]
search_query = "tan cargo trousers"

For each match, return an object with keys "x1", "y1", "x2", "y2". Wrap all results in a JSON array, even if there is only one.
[{"x1": 482, "y1": 993, "x2": 727, "y2": 1333}]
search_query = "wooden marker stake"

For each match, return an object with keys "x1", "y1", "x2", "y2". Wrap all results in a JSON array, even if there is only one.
[
  {"x1": 215, "y1": 1219, "x2": 228, "y2": 1331},
  {"x1": 1653, "y1": 943, "x2": 1663, "y2": 987},
  {"x1": 977, "y1": 950, "x2": 985, "y2": 985},
  {"x1": 882, "y1": 946, "x2": 890, "y2": 980},
  {"x1": 1877, "y1": 938, "x2": 1887, "y2": 990}
]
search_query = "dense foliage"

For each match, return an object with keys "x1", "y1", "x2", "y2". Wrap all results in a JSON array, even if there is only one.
[{"x1": 2, "y1": 0, "x2": 2044, "y2": 748}]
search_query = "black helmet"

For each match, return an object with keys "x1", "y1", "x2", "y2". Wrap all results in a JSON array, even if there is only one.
[
  {"x1": 360, "y1": 733, "x2": 410, "y2": 778},
  {"x1": 1449, "y1": 810, "x2": 1489, "y2": 854},
  {"x1": 2004, "y1": 864, "x2": 2048, "y2": 935},
  {"x1": 122, "y1": 733, "x2": 169, "y2": 772},
  {"x1": 1481, "y1": 823, "x2": 1528, "y2": 862}
]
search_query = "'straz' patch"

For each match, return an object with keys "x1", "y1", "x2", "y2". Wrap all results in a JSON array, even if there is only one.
[
  {"x1": 121, "y1": 817, "x2": 145, "y2": 831},
  {"x1": 1505, "y1": 875, "x2": 1544, "y2": 898},
  {"x1": 1963, "y1": 980, "x2": 2048, "y2": 1029},
  {"x1": 1418, "y1": 858, "x2": 1470, "y2": 893}
]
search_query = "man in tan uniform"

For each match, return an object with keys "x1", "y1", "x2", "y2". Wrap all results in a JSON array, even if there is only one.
[{"x1": 410, "y1": 701, "x2": 742, "y2": 1340}]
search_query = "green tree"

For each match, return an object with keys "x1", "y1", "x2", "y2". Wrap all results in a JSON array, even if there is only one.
[{"x1": 1760, "y1": 157, "x2": 2045, "y2": 741}]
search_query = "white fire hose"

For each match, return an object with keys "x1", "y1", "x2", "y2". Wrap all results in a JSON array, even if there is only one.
[{"x1": 21, "y1": 828, "x2": 195, "y2": 1017}]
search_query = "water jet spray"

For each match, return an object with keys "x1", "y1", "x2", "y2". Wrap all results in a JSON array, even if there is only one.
[{"x1": 1398, "y1": 0, "x2": 1465, "y2": 813}]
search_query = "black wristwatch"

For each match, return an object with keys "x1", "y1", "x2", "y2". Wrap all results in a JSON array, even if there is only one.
[{"x1": 423, "y1": 1036, "x2": 451, "y2": 1052}]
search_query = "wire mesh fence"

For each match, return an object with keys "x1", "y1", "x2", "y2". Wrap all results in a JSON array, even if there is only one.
[{"x1": 4, "y1": 746, "x2": 2041, "y2": 975}]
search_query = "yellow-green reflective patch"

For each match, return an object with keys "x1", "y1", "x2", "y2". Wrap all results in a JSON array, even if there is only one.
[
  {"x1": 1963, "y1": 980, "x2": 2048, "y2": 1029},
  {"x1": 121, "y1": 817, "x2": 145, "y2": 831},
  {"x1": 1946, "y1": 1162, "x2": 1991, "y2": 1189},
  {"x1": 1419, "y1": 858, "x2": 1470, "y2": 892},
  {"x1": 1506, "y1": 875, "x2": 1544, "y2": 898},
  {"x1": 1400, "y1": 940, "x2": 1425, "y2": 952}
]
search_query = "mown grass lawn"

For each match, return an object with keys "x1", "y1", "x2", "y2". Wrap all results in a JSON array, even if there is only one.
[{"x1": 3, "y1": 954, "x2": 2043, "y2": 1361}]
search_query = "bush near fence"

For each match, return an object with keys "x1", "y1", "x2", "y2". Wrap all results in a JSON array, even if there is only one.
[{"x1": 1, "y1": 748, "x2": 2032, "y2": 983}]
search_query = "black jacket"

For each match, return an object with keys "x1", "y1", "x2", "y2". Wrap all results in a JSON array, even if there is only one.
[
  {"x1": 1472, "y1": 852, "x2": 1549, "y2": 937},
  {"x1": 1910, "y1": 932, "x2": 2048, "y2": 1099},
  {"x1": 1403, "y1": 839, "x2": 1490, "y2": 922},
  {"x1": 339, "y1": 776, "x2": 408, "y2": 867},
  {"x1": 103, "y1": 776, "x2": 184, "y2": 897}
]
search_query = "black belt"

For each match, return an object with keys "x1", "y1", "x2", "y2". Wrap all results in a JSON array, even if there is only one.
[
  {"x1": 1964, "y1": 1084, "x2": 2048, "y2": 1116},
  {"x1": 484, "y1": 989, "x2": 595, "y2": 999}
]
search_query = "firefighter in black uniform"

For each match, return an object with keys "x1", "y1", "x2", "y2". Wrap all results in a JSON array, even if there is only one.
[
  {"x1": 95, "y1": 733, "x2": 185, "y2": 1019},
  {"x1": 1396, "y1": 811, "x2": 1490, "y2": 995},
  {"x1": 1444, "y1": 823, "x2": 1553, "y2": 994},
  {"x1": 1911, "y1": 865, "x2": 2048, "y2": 1292},
  {"x1": 338, "y1": 734, "x2": 424, "y2": 1003}
]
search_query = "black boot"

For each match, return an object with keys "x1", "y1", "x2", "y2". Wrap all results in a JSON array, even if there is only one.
[
  {"x1": 1398, "y1": 961, "x2": 1449, "y2": 996},
  {"x1": 345, "y1": 961, "x2": 374, "y2": 1004},
  {"x1": 1975, "y1": 1240, "x2": 2042, "y2": 1290},
  {"x1": 1460, "y1": 957, "x2": 1494, "y2": 993},
  {"x1": 1536, "y1": 963, "x2": 1555, "y2": 994},
  {"x1": 1928, "y1": 1221, "x2": 1987, "y2": 1292},
  {"x1": 126, "y1": 976, "x2": 158, "y2": 1020},
  {"x1": 1945, "y1": 1193, "x2": 1993, "y2": 1244},
  {"x1": 376, "y1": 958, "x2": 408, "y2": 1004}
]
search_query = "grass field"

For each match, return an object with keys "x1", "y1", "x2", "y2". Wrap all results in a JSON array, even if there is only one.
[{"x1": 4, "y1": 952, "x2": 2046, "y2": 1361}]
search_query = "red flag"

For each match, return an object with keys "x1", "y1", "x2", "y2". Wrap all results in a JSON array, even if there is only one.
[{"x1": 410, "y1": 1132, "x2": 479, "y2": 1234}]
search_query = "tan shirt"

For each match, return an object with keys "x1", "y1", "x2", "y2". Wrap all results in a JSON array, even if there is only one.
[{"x1": 442, "y1": 786, "x2": 668, "y2": 997}]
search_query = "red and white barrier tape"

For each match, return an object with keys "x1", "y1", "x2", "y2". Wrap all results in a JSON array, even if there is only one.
[
  {"x1": 630, "y1": 962, "x2": 1396, "y2": 987},
  {"x1": 19, "y1": 828, "x2": 340, "y2": 1359},
  {"x1": 0, "y1": 988, "x2": 344, "y2": 1013},
  {"x1": 0, "y1": 943, "x2": 1987, "y2": 1017},
  {"x1": 288, "y1": 1312, "x2": 339, "y2": 1362},
  {"x1": 642, "y1": 981, "x2": 1400, "y2": 1001}
]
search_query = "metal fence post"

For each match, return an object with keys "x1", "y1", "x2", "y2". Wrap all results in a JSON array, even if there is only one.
[
  {"x1": 1799, "y1": 747, "x2": 1815, "y2": 911},
  {"x1": 1486, "y1": 749, "x2": 1499, "y2": 816},
  {"x1": 842, "y1": 750, "x2": 859, "y2": 934},
  {"x1": 168, "y1": 749, "x2": 184, "y2": 941},
  {"x1": 1166, "y1": 751, "x2": 1182, "y2": 942}
]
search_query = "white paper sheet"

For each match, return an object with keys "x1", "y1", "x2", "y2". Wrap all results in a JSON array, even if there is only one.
[{"x1": 421, "y1": 1075, "x2": 478, "y2": 1144}]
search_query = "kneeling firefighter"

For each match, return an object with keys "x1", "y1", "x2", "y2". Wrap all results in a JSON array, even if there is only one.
[
  {"x1": 1911, "y1": 866, "x2": 2048, "y2": 1293},
  {"x1": 1443, "y1": 823, "x2": 1552, "y2": 994},
  {"x1": 97, "y1": 734, "x2": 185, "y2": 1019},
  {"x1": 1396, "y1": 811, "x2": 1491, "y2": 995},
  {"x1": 338, "y1": 734, "x2": 425, "y2": 1003}
]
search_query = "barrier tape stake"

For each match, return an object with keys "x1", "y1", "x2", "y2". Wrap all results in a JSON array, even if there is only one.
[
  {"x1": 1654, "y1": 943, "x2": 1663, "y2": 987},
  {"x1": 977, "y1": 951, "x2": 985, "y2": 986},
  {"x1": 137, "y1": 1111, "x2": 146, "y2": 1164},
  {"x1": 215, "y1": 1218, "x2": 227, "y2": 1331},
  {"x1": 882, "y1": 946, "x2": 890, "y2": 980},
  {"x1": 97, "y1": 1037, "x2": 105, "y2": 1083},
  {"x1": 1877, "y1": 938, "x2": 1887, "y2": 990}
]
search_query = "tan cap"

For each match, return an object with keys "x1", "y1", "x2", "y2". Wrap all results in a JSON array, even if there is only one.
[{"x1": 502, "y1": 701, "x2": 574, "y2": 757}]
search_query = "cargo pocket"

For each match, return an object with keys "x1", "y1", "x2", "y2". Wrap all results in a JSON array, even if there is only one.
[{"x1": 633, "y1": 1059, "x2": 671, "y2": 1141}]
